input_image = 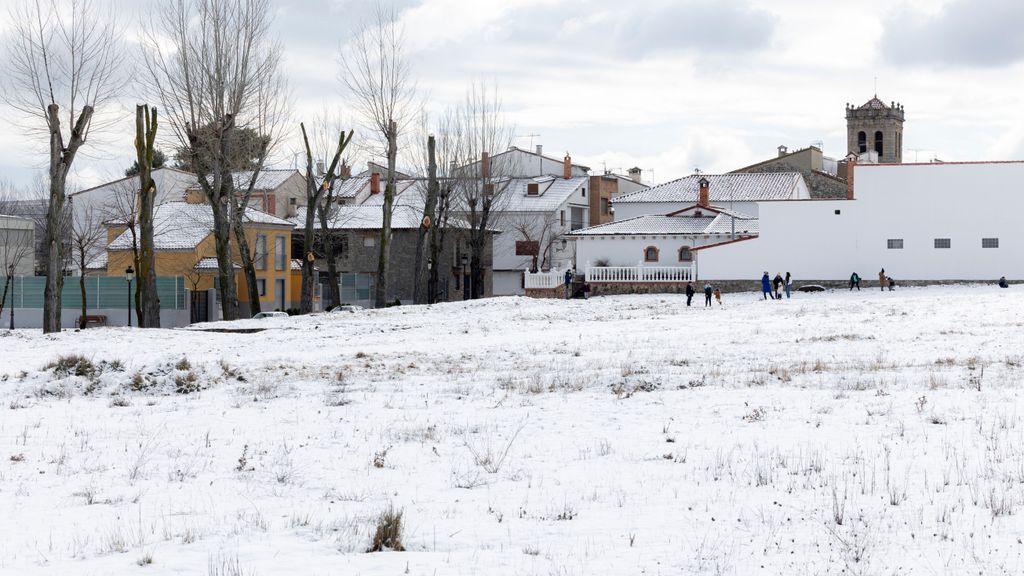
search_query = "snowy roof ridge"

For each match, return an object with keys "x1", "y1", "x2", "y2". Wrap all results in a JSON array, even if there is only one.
[{"x1": 613, "y1": 173, "x2": 802, "y2": 204}]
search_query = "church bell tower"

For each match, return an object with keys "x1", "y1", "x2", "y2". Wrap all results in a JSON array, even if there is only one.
[{"x1": 846, "y1": 96, "x2": 905, "y2": 163}]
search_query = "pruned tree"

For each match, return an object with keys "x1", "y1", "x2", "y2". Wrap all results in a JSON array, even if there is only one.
[
  {"x1": 68, "y1": 202, "x2": 104, "y2": 329},
  {"x1": 299, "y1": 121, "x2": 353, "y2": 314},
  {"x1": 134, "y1": 104, "x2": 161, "y2": 328},
  {"x1": 449, "y1": 82, "x2": 515, "y2": 299},
  {"x1": 142, "y1": 0, "x2": 285, "y2": 320},
  {"x1": 3, "y1": 0, "x2": 125, "y2": 332},
  {"x1": 0, "y1": 185, "x2": 37, "y2": 329},
  {"x1": 341, "y1": 4, "x2": 419, "y2": 307},
  {"x1": 509, "y1": 212, "x2": 562, "y2": 273},
  {"x1": 125, "y1": 149, "x2": 166, "y2": 177},
  {"x1": 100, "y1": 177, "x2": 143, "y2": 321}
]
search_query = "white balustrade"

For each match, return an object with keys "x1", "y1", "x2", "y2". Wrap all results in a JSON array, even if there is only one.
[
  {"x1": 523, "y1": 268, "x2": 566, "y2": 289},
  {"x1": 585, "y1": 266, "x2": 693, "y2": 283}
]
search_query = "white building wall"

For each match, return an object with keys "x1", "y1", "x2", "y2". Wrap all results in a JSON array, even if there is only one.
[
  {"x1": 576, "y1": 235, "x2": 727, "y2": 272},
  {"x1": 701, "y1": 162, "x2": 1024, "y2": 281}
]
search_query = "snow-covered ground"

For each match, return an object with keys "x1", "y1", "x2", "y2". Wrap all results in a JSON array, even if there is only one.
[{"x1": 1, "y1": 286, "x2": 1023, "y2": 575}]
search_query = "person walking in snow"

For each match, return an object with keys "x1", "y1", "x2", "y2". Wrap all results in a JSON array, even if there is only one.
[
  {"x1": 849, "y1": 272, "x2": 861, "y2": 291},
  {"x1": 784, "y1": 272, "x2": 793, "y2": 299},
  {"x1": 773, "y1": 273, "x2": 784, "y2": 300},
  {"x1": 564, "y1": 269, "x2": 574, "y2": 299},
  {"x1": 713, "y1": 287, "x2": 722, "y2": 306},
  {"x1": 704, "y1": 282, "x2": 713, "y2": 307},
  {"x1": 685, "y1": 281, "x2": 695, "y2": 307},
  {"x1": 761, "y1": 272, "x2": 774, "y2": 300},
  {"x1": 878, "y1": 269, "x2": 889, "y2": 292}
]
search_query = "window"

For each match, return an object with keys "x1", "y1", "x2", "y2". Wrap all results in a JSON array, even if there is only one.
[
  {"x1": 601, "y1": 198, "x2": 609, "y2": 215},
  {"x1": 874, "y1": 131, "x2": 883, "y2": 156},
  {"x1": 515, "y1": 240, "x2": 539, "y2": 256},
  {"x1": 934, "y1": 238, "x2": 951, "y2": 249},
  {"x1": 857, "y1": 131, "x2": 867, "y2": 154},
  {"x1": 834, "y1": 209, "x2": 841, "y2": 215},
  {"x1": 255, "y1": 234, "x2": 267, "y2": 270},
  {"x1": 257, "y1": 279, "x2": 266, "y2": 296},
  {"x1": 338, "y1": 234, "x2": 350, "y2": 257},
  {"x1": 887, "y1": 239, "x2": 903, "y2": 249},
  {"x1": 581, "y1": 187, "x2": 586, "y2": 198},
  {"x1": 982, "y1": 238, "x2": 999, "y2": 248},
  {"x1": 527, "y1": 183, "x2": 539, "y2": 196},
  {"x1": 276, "y1": 279, "x2": 285, "y2": 310},
  {"x1": 341, "y1": 273, "x2": 373, "y2": 303},
  {"x1": 363, "y1": 235, "x2": 375, "y2": 248},
  {"x1": 678, "y1": 246, "x2": 692, "y2": 262},
  {"x1": 570, "y1": 206, "x2": 585, "y2": 231},
  {"x1": 560, "y1": 210, "x2": 565, "y2": 226},
  {"x1": 644, "y1": 246, "x2": 659, "y2": 262},
  {"x1": 274, "y1": 236, "x2": 287, "y2": 270}
]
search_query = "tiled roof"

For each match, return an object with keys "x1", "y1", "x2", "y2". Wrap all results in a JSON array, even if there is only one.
[
  {"x1": 108, "y1": 202, "x2": 292, "y2": 251},
  {"x1": 70, "y1": 167, "x2": 198, "y2": 203},
  {"x1": 859, "y1": 97, "x2": 889, "y2": 110},
  {"x1": 613, "y1": 173, "x2": 803, "y2": 204},
  {"x1": 500, "y1": 176, "x2": 589, "y2": 212},
  {"x1": 569, "y1": 212, "x2": 758, "y2": 237}
]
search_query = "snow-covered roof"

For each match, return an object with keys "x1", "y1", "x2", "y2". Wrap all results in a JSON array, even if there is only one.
[
  {"x1": 194, "y1": 257, "x2": 241, "y2": 271},
  {"x1": 501, "y1": 176, "x2": 589, "y2": 212},
  {"x1": 108, "y1": 202, "x2": 293, "y2": 251},
  {"x1": 569, "y1": 212, "x2": 758, "y2": 237},
  {"x1": 70, "y1": 167, "x2": 198, "y2": 204},
  {"x1": 231, "y1": 169, "x2": 301, "y2": 191},
  {"x1": 612, "y1": 173, "x2": 805, "y2": 204},
  {"x1": 859, "y1": 97, "x2": 889, "y2": 110}
]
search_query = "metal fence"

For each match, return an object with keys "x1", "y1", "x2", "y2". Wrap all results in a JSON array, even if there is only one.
[{"x1": 0, "y1": 276, "x2": 187, "y2": 310}]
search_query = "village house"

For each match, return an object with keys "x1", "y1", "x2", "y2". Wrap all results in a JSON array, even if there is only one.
[{"x1": 104, "y1": 201, "x2": 295, "y2": 322}]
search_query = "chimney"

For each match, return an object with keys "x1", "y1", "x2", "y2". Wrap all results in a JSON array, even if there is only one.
[
  {"x1": 778, "y1": 145, "x2": 788, "y2": 157},
  {"x1": 536, "y1": 144, "x2": 543, "y2": 157},
  {"x1": 845, "y1": 154, "x2": 857, "y2": 200},
  {"x1": 627, "y1": 166, "x2": 642, "y2": 184},
  {"x1": 481, "y1": 152, "x2": 490, "y2": 179},
  {"x1": 340, "y1": 162, "x2": 351, "y2": 178},
  {"x1": 563, "y1": 153, "x2": 572, "y2": 179},
  {"x1": 698, "y1": 176, "x2": 710, "y2": 208},
  {"x1": 370, "y1": 172, "x2": 381, "y2": 195}
]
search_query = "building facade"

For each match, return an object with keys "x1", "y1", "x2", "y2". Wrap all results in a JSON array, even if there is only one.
[{"x1": 846, "y1": 96, "x2": 905, "y2": 164}]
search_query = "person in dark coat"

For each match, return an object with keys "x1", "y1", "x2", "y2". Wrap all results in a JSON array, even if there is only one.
[
  {"x1": 999, "y1": 276, "x2": 1009, "y2": 288},
  {"x1": 685, "y1": 282, "x2": 695, "y2": 306},
  {"x1": 761, "y1": 272, "x2": 774, "y2": 300},
  {"x1": 849, "y1": 272, "x2": 861, "y2": 291},
  {"x1": 784, "y1": 272, "x2": 792, "y2": 299},
  {"x1": 772, "y1": 273, "x2": 784, "y2": 299},
  {"x1": 704, "y1": 283, "x2": 713, "y2": 307},
  {"x1": 564, "y1": 269, "x2": 574, "y2": 299}
]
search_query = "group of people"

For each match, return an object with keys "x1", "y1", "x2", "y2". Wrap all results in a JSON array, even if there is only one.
[
  {"x1": 849, "y1": 269, "x2": 895, "y2": 291},
  {"x1": 685, "y1": 282, "x2": 722, "y2": 307},
  {"x1": 761, "y1": 272, "x2": 793, "y2": 300}
]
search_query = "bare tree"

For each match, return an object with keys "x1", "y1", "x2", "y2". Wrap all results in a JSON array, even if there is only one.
[
  {"x1": 341, "y1": 4, "x2": 419, "y2": 307},
  {"x1": 3, "y1": 0, "x2": 125, "y2": 332},
  {"x1": 99, "y1": 177, "x2": 143, "y2": 320},
  {"x1": 449, "y1": 83, "x2": 515, "y2": 299},
  {"x1": 0, "y1": 185, "x2": 37, "y2": 329},
  {"x1": 299, "y1": 122, "x2": 353, "y2": 314},
  {"x1": 508, "y1": 212, "x2": 562, "y2": 273},
  {"x1": 134, "y1": 104, "x2": 160, "y2": 327},
  {"x1": 142, "y1": 0, "x2": 284, "y2": 320},
  {"x1": 68, "y1": 202, "x2": 104, "y2": 329}
]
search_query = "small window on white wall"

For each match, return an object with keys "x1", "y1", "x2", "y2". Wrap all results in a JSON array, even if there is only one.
[
  {"x1": 887, "y1": 239, "x2": 903, "y2": 249},
  {"x1": 982, "y1": 238, "x2": 999, "y2": 248},
  {"x1": 934, "y1": 238, "x2": 951, "y2": 249}
]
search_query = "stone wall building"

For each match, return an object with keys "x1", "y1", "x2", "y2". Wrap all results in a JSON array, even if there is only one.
[
  {"x1": 846, "y1": 96, "x2": 905, "y2": 164},
  {"x1": 731, "y1": 145, "x2": 847, "y2": 199}
]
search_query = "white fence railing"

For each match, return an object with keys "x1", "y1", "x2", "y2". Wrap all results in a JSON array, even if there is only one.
[
  {"x1": 524, "y1": 268, "x2": 567, "y2": 289},
  {"x1": 586, "y1": 266, "x2": 693, "y2": 283}
]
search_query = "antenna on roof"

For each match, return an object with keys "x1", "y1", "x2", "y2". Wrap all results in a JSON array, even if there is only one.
[
  {"x1": 516, "y1": 134, "x2": 541, "y2": 150},
  {"x1": 873, "y1": 76, "x2": 878, "y2": 98}
]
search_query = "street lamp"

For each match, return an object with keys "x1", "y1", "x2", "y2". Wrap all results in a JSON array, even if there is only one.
[
  {"x1": 460, "y1": 254, "x2": 469, "y2": 300},
  {"x1": 125, "y1": 266, "x2": 135, "y2": 327}
]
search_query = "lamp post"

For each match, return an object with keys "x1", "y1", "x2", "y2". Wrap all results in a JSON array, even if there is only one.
[
  {"x1": 460, "y1": 253, "x2": 469, "y2": 301},
  {"x1": 125, "y1": 266, "x2": 135, "y2": 327}
]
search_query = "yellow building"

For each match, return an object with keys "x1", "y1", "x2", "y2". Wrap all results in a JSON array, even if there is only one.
[{"x1": 105, "y1": 201, "x2": 296, "y2": 316}]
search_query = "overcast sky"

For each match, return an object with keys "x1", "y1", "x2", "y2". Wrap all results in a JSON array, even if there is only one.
[{"x1": 3, "y1": 0, "x2": 1023, "y2": 190}]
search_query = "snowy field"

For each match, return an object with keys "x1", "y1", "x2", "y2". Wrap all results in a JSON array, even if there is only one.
[{"x1": 2, "y1": 286, "x2": 1024, "y2": 575}]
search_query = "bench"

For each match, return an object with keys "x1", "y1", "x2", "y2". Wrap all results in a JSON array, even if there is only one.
[{"x1": 79, "y1": 315, "x2": 107, "y2": 328}]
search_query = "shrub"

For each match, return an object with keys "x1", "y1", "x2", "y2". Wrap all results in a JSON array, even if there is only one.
[
  {"x1": 45, "y1": 354, "x2": 96, "y2": 379},
  {"x1": 368, "y1": 506, "x2": 405, "y2": 552}
]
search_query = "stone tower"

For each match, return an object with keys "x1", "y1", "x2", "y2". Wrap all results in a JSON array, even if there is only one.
[{"x1": 846, "y1": 96, "x2": 905, "y2": 163}]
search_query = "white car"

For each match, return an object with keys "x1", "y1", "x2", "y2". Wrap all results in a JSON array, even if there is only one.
[
  {"x1": 252, "y1": 311, "x2": 289, "y2": 319},
  {"x1": 329, "y1": 305, "x2": 363, "y2": 313}
]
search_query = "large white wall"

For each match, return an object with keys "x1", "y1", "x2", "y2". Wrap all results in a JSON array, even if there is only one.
[{"x1": 701, "y1": 162, "x2": 1024, "y2": 281}]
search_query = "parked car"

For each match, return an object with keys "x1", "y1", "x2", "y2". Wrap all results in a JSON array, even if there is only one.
[
  {"x1": 329, "y1": 305, "x2": 363, "y2": 313},
  {"x1": 252, "y1": 311, "x2": 289, "y2": 319}
]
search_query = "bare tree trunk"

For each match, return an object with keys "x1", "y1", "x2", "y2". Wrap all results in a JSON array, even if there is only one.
[
  {"x1": 317, "y1": 204, "x2": 341, "y2": 308},
  {"x1": 375, "y1": 121, "x2": 398, "y2": 308},
  {"x1": 42, "y1": 104, "x2": 93, "y2": 333},
  {"x1": 300, "y1": 188, "x2": 318, "y2": 313},
  {"x1": 427, "y1": 186, "x2": 449, "y2": 304},
  {"x1": 413, "y1": 135, "x2": 438, "y2": 304},
  {"x1": 78, "y1": 246, "x2": 88, "y2": 330},
  {"x1": 135, "y1": 105, "x2": 161, "y2": 328},
  {"x1": 210, "y1": 194, "x2": 239, "y2": 320},
  {"x1": 232, "y1": 217, "x2": 261, "y2": 316}
]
